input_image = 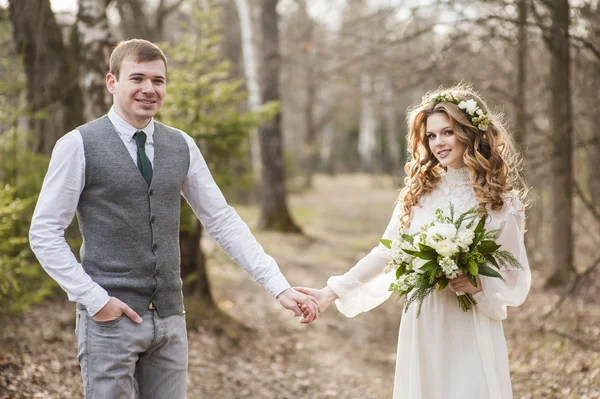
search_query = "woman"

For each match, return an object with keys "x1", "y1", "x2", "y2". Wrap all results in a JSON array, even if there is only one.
[{"x1": 296, "y1": 84, "x2": 531, "y2": 399}]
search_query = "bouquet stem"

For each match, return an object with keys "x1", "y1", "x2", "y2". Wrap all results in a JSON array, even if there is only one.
[{"x1": 456, "y1": 293, "x2": 478, "y2": 311}]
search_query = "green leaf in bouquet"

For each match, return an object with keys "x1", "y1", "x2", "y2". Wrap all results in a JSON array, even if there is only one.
[
  {"x1": 495, "y1": 250, "x2": 522, "y2": 269},
  {"x1": 400, "y1": 233, "x2": 414, "y2": 246},
  {"x1": 420, "y1": 260, "x2": 439, "y2": 273},
  {"x1": 403, "y1": 249, "x2": 438, "y2": 260},
  {"x1": 467, "y1": 273, "x2": 479, "y2": 287},
  {"x1": 484, "y1": 254, "x2": 500, "y2": 269},
  {"x1": 474, "y1": 214, "x2": 487, "y2": 235},
  {"x1": 454, "y1": 207, "x2": 478, "y2": 229},
  {"x1": 478, "y1": 240, "x2": 501, "y2": 254},
  {"x1": 484, "y1": 228, "x2": 502, "y2": 239},
  {"x1": 380, "y1": 239, "x2": 392, "y2": 249},
  {"x1": 478, "y1": 264, "x2": 504, "y2": 279},
  {"x1": 396, "y1": 264, "x2": 407, "y2": 279},
  {"x1": 437, "y1": 277, "x2": 449, "y2": 291},
  {"x1": 468, "y1": 258, "x2": 479, "y2": 275},
  {"x1": 418, "y1": 243, "x2": 437, "y2": 253},
  {"x1": 470, "y1": 233, "x2": 484, "y2": 251}
]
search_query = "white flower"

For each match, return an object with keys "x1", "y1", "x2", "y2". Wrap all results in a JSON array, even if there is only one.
[
  {"x1": 428, "y1": 223, "x2": 457, "y2": 240},
  {"x1": 456, "y1": 229, "x2": 475, "y2": 250},
  {"x1": 393, "y1": 273, "x2": 418, "y2": 292},
  {"x1": 439, "y1": 256, "x2": 459, "y2": 279},
  {"x1": 476, "y1": 109, "x2": 483, "y2": 116},
  {"x1": 385, "y1": 239, "x2": 412, "y2": 265},
  {"x1": 434, "y1": 239, "x2": 459, "y2": 257},
  {"x1": 480, "y1": 125, "x2": 488, "y2": 132},
  {"x1": 458, "y1": 99, "x2": 478, "y2": 115}
]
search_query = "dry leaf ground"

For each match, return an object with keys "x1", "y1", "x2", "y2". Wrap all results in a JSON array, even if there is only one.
[{"x1": 1, "y1": 174, "x2": 598, "y2": 399}]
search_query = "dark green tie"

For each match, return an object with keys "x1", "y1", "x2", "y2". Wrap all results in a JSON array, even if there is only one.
[{"x1": 134, "y1": 131, "x2": 153, "y2": 186}]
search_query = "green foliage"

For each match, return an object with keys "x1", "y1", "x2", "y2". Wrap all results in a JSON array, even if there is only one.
[
  {"x1": 159, "y1": 1, "x2": 277, "y2": 189},
  {"x1": 0, "y1": 20, "x2": 58, "y2": 315},
  {"x1": 0, "y1": 185, "x2": 56, "y2": 315},
  {"x1": 158, "y1": 0, "x2": 278, "y2": 231}
]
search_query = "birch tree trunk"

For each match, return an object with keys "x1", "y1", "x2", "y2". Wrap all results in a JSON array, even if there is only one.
[
  {"x1": 234, "y1": 0, "x2": 262, "y2": 186},
  {"x1": 9, "y1": 0, "x2": 85, "y2": 155},
  {"x1": 77, "y1": 0, "x2": 115, "y2": 119},
  {"x1": 546, "y1": 0, "x2": 575, "y2": 287},
  {"x1": 358, "y1": 72, "x2": 377, "y2": 172},
  {"x1": 257, "y1": 0, "x2": 301, "y2": 232}
]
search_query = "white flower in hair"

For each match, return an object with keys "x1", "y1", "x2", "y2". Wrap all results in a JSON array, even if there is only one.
[
  {"x1": 429, "y1": 92, "x2": 493, "y2": 132},
  {"x1": 458, "y1": 99, "x2": 478, "y2": 115}
]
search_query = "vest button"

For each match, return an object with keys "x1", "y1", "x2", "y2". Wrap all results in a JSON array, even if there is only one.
[
  {"x1": 149, "y1": 189, "x2": 154, "y2": 196},
  {"x1": 152, "y1": 243, "x2": 158, "y2": 251},
  {"x1": 150, "y1": 216, "x2": 155, "y2": 223},
  {"x1": 155, "y1": 269, "x2": 160, "y2": 276}
]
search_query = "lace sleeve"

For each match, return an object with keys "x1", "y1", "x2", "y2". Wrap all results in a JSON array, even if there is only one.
[{"x1": 326, "y1": 204, "x2": 401, "y2": 317}]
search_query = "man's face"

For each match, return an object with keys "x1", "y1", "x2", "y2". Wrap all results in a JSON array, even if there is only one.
[{"x1": 106, "y1": 55, "x2": 166, "y2": 128}]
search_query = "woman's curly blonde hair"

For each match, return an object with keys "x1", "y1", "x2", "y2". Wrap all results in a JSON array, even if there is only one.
[{"x1": 398, "y1": 83, "x2": 527, "y2": 228}]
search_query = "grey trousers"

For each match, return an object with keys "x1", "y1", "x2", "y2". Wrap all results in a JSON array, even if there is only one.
[{"x1": 75, "y1": 307, "x2": 188, "y2": 399}]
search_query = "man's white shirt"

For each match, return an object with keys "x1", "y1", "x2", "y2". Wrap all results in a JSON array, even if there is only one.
[{"x1": 29, "y1": 107, "x2": 291, "y2": 316}]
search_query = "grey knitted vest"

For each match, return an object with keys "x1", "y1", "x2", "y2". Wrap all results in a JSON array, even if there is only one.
[{"x1": 77, "y1": 116, "x2": 190, "y2": 317}]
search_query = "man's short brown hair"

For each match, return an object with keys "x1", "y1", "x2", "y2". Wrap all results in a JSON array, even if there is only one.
[{"x1": 109, "y1": 39, "x2": 168, "y2": 80}]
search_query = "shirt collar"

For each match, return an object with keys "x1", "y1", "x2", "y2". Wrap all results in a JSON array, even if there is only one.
[{"x1": 108, "y1": 106, "x2": 155, "y2": 144}]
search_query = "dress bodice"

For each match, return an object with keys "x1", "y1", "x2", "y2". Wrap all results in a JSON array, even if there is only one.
[{"x1": 409, "y1": 167, "x2": 479, "y2": 234}]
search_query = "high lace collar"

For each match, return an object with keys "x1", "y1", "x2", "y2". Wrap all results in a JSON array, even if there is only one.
[{"x1": 444, "y1": 166, "x2": 471, "y2": 184}]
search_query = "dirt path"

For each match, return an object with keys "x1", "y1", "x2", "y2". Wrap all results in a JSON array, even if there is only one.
[{"x1": 1, "y1": 174, "x2": 599, "y2": 399}]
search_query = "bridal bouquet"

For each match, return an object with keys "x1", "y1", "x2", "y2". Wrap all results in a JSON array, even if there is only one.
[{"x1": 381, "y1": 205, "x2": 521, "y2": 317}]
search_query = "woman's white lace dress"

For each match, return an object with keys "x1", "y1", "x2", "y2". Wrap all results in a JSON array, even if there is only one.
[{"x1": 327, "y1": 167, "x2": 531, "y2": 399}]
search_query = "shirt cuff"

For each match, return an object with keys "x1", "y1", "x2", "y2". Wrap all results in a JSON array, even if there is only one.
[
  {"x1": 78, "y1": 284, "x2": 111, "y2": 317},
  {"x1": 263, "y1": 273, "x2": 291, "y2": 297}
]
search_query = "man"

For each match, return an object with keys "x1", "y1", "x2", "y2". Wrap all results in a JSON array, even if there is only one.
[{"x1": 29, "y1": 39, "x2": 318, "y2": 399}]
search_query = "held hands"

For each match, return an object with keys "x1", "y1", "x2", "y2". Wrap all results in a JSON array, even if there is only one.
[
  {"x1": 277, "y1": 288, "x2": 322, "y2": 324},
  {"x1": 448, "y1": 274, "x2": 483, "y2": 295},
  {"x1": 93, "y1": 297, "x2": 143, "y2": 324},
  {"x1": 293, "y1": 286, "x2": 338, "y2": 317}
]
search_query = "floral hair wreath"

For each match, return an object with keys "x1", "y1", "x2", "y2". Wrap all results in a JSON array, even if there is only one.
[{"x1": 428, "y1": 93, "x2": 492, "y2": 132}]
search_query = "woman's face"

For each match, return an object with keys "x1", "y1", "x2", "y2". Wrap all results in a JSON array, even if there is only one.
[{"x1": 426, "y1": 113, "x2": 467, "y2": 169}]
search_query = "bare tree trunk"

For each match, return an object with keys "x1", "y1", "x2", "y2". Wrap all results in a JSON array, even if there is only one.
[
  {"x1": 358, "y1": 72, "x2": 376, "y2": 172},
  {"x1": 383, "y1": 73, "x2": 400, "y2": 174},
  {"x1": 319, "y1": 123, "x2": 335, "y2": 175},
  {"x1": 257, "y1": 0, "x2": 301, "y2": 233},
  {"x1": 589, "y1": 6, "x2": 600, "y2": 206},
  {"x1": 302, "y1": 52, "x2": 319, "y2": 189},
  {"x1": 114, "y1": 0, "x2": 183, "y2": 41},
  {"x1": 77, "y1": 0, "x2": 115, "y2": 119},
  {"x1": 234, "y1": 0, "x2": 262, "y2": 188},
  {"x1": 114, "y1": 0, "x2": 152, "y2": 39},
  {"x1": 515, "y1": 0, "x2": 527, "y2": 151},
  {"x1": 179, "y1": 220, "x2": 214, "y2": 305},
  {"x1": 546, "y1": 0, "x2": 575, "y2": 287},
  {"x1": 9, "y1": 0, "x2": 85, "y2": 155}
]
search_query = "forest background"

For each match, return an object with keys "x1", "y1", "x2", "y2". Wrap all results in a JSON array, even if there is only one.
[{"x1": 0, "y1": 0, "x2": 598, "y2": 398}]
